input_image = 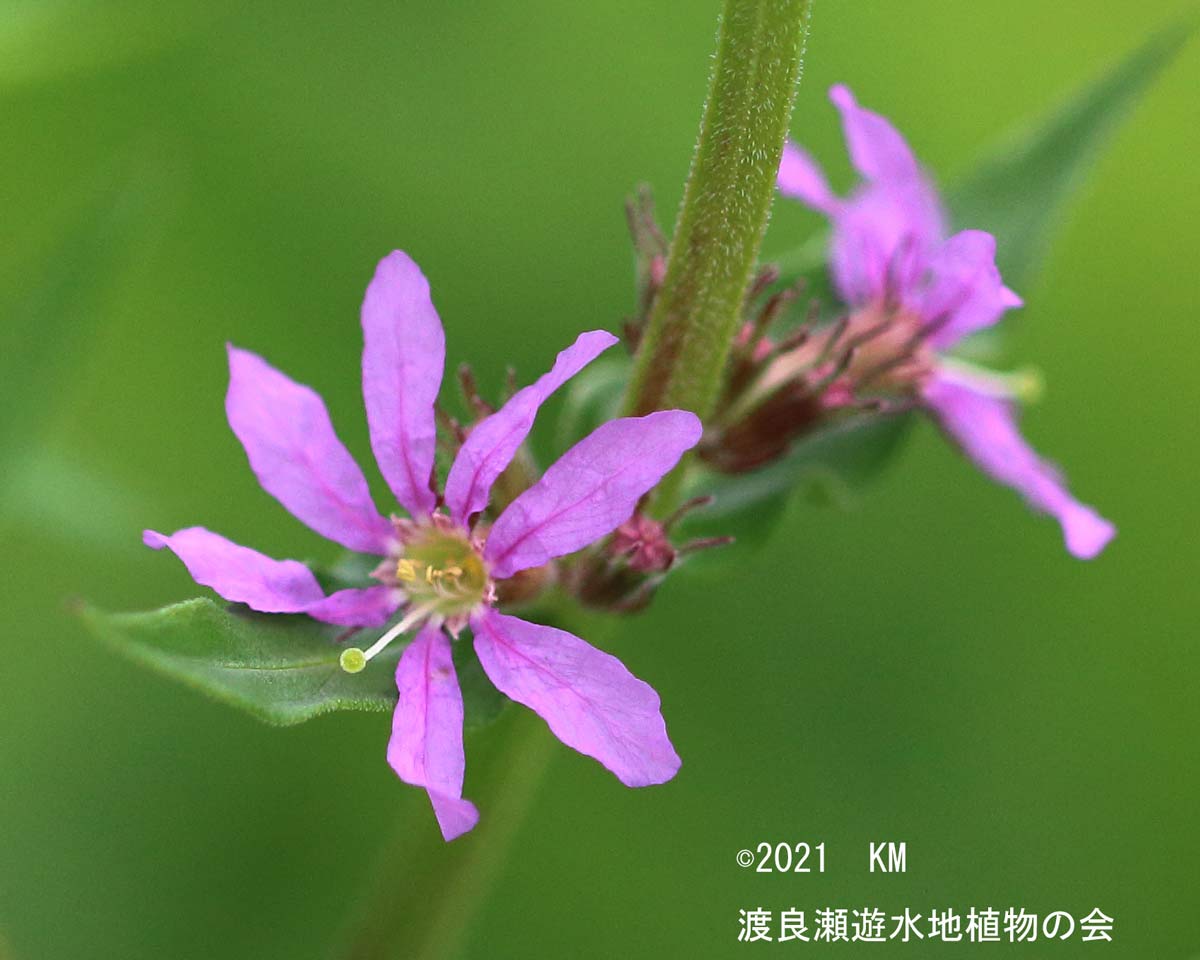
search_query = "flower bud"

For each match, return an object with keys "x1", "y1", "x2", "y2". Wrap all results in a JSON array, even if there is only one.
[{"x1": 570, "y1": 506, "x2": 731, "y2": 613}]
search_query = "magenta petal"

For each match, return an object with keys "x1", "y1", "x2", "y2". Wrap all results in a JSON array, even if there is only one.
[
  {"x1": 387, "y1": 623, "x2": 478, "y2": 841},
  {"x1": 777, "y1": 140, "x2": 839, "y2": 213},
  {"x1": 306, "y1": 586, "x2": 401, "y2": 628},
  {"x1": 824, "y1": 85, "x2": 947, "y2": 305},
  {"x1": 226, "y1": 345, "x2": 393, "y2": 555},
  {"x1": 444, "y1": 330, "x2": 618, "y2": 523},
  {"x1": 361, "y1": 251, "x2": 445, "y2": 518},
  {"x1": 483, "y1": 410, "x2": 702, "y2": 579},
  {"x1": 426, "y1": 791, "x2": 480, "y2": 843},
  {"x1": 143, "y1": 526, "x2": 326, "y2": 612},
  {"x1": 924, "y1": 373, "x2": 1115, "y2": 559},
  {"x1": 828, "y1": 194, "x2": 908, "y2": 305},
  {"x1": 830, "y1": 84, "x2": 924, "y2": 186},
  {"x1": 472, "y1": 609, "x2": 680, "y2": 786},
  {"x1": 919, "y1": 230, "x2": 1023, "y2": 347}
]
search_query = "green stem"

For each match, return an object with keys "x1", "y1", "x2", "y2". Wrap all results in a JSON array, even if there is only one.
[
  {"x1": 332, "y1": 710, "x2": 555, "y2": 960},
  {"x1": 624, "y1": 0, "x2": 812, "y2": 423}
]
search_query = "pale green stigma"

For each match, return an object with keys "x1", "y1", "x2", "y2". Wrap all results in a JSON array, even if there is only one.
[
  {"x1": 337, "y1": 602, "x2": 436, "y2": 674},
  {"x1": 339, "y1": 647, "x2": 367, "y2": 674}
]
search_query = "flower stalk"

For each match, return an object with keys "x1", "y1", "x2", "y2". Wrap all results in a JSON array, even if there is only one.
[{"x1": 623, "y1": 0, "x2": 813, "y2": 425}]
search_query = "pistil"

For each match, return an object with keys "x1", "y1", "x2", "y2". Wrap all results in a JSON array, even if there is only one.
[{"x1": 339, "y1": 602, "x2": 439, "y2": 674}]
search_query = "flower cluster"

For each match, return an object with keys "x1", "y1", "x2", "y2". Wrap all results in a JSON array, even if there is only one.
[
  {"x1": 704, "y1": 85, "x2": 1115, "y2": 559},
  {"x1": 147, "y1": 251, "x2": 700, "y2": 839}
]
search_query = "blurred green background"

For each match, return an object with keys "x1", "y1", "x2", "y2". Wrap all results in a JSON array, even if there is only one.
[{"x1": 1, "y1": 1, "x2": 1197, "y2": 957}]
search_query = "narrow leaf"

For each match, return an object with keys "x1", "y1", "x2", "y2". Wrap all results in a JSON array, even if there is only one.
[{"x1": 948, "y1": 20, "x2": 1193, "y2": 290}]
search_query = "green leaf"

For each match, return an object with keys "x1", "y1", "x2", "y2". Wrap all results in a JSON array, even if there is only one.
[
  {"x1": 79, "y1": 597, "x2": 511, "y2": 729},
  {"x1": 679, "y1": 412, "x2": 914, "y2": 545},
  {"x1": 948, "y1": 20, "x2": 1193, "y2": 291},
  {"x1": 78, "y1": 599, "x2": 403, "y2": 725}
]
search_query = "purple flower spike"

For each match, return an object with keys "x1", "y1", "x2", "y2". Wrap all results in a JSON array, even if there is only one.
[
  {"x1": 778, "y1": 85, "x2": 1114, "y2": 557},
  {"x1": 147, "y1": 251, "x2": 701, "y2": 839}
]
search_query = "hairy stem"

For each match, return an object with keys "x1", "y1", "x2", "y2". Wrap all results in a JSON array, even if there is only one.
[{"x1": 624, "y1": 0, "x2": 812, "y2": 424}]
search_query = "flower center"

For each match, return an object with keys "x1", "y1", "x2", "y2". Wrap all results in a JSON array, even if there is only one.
[
  {"x1": 395, "y1": 525, "x2": 489, "y2": 617},
  {"x1": 837, "y1": 302, "x2": 936, "y2": 394},
  {"x1": 338, "y1": 518, "x2": 491, "y2": 675}
]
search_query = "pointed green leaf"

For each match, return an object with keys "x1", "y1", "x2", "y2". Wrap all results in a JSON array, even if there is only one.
[
  {"x1": 78, "y1": 599, "x2": 403, "y2": 725},
  {"x1": 79, "y1": 597, "x2": 511, "y2": 729},
  {"x1": 948, "y1": 20, "x2": 1192, "y2": 291}
]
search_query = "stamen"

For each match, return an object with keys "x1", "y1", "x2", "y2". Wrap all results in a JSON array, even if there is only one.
[
  {"x1": 745, "y1": 263, "x2": 781, "y2": 308},
  {"x1": 856, "y1": 338, "x2": 922, "y2": 388},
  {"x1": 457, "y1": 363, "x2": 494, "y2": 418},
  {"x1": 725, "y1": 314, "x2": 851, "y2": 424},
  {"x1": 678, "y1": 535, "x2": 735, "y2": 556},
  {"x1": 808, "y1": 345, "x2": 857, "y2": 396},
  {"x1": 664, "y1": 495, "x2": 716, "y2": 533}
]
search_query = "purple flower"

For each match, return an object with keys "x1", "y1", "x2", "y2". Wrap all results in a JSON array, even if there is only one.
[
  {"x1": 777, "y1": 85, "x2": 1115, "y2": 559},
  {"x1": 146, "y1": 251, "x2": 701, "y2": 840}
]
